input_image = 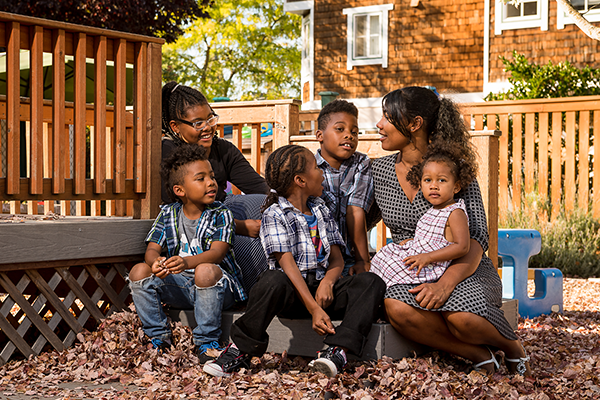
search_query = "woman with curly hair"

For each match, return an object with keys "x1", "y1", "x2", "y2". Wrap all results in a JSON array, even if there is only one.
[{"x1": 371, "y1": 86, "x2": 531, "y2": 376}]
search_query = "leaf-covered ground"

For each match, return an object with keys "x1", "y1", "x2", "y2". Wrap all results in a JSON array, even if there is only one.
[{"x1": 1, "y1": 278, "x2": 599, "y2": 399}]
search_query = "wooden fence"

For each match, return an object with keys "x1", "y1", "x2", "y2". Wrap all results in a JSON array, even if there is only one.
[
  {"x1": 0, "y1": 11, "x2": 163, "y2": 366},
  {"x1": 462, "y1": 96, "x2": 600, "y2": 220},
  {"x1": 0, "y1": 11, "x2": 163, "y2": 219}
]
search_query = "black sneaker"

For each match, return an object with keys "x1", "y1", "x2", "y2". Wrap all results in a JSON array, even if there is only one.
[
  {"x1": 203, "y1": 343, "x2": 250, "y2": 377},
  {"x1": 308, "y1": 346, "x2": 347, "y2": 377},
  {"x1": 195, "y1": 341, "x2": 224, "y2": 364},
  {"x1": 150, "y1": 337, "x2": 171, "y2": 353}
]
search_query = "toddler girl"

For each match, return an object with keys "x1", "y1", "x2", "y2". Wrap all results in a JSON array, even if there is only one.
[{"x1": 370, "y1": 142, "x2": 478, "y2": 286}]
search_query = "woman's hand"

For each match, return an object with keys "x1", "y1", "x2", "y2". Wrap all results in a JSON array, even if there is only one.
[
  {"x1": 408, "y1": 239, "x2": 483, "y2": 309},
  {"x1": 408, "y1": 281, "x2": 451, "y2": 309},
  {"x1": 235, "y1": 219, "x2": 261, "y2": 238}
]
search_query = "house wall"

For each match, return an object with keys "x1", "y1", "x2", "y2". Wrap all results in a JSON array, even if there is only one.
[
  {"x1": 488, "y1": 1, "x2": 600, "y2": 87},
  {"x1": 313, "y1": 0, "x2": 485, "y2": 101}
]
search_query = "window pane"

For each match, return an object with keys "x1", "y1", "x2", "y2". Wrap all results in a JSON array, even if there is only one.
[
  {"x1": 370, "y1": 15, "x2": 380, "y2": 34},
  {"x1": 355, "y1": 15, "x2": 366, "y2": 57},
  {"x1": 369, "y1": 36, "x2": 380, "y2": 56},
  {"x1": 506, "y1": 4, "x2": 521, "y2": 17},
  {"x1": 523, "y1": 1, "x2": 538, "y2": 15},
  {"x1": 369, "y1": 15, "x2": 380, "y2": 57}
]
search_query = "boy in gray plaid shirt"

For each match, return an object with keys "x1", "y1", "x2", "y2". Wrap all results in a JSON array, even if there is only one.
[{"x1": 315, "y1": 100, "x2": 374, "y2": 275}]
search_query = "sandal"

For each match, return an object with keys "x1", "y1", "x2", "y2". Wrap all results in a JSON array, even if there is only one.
[
  {"x1": 474, "y1": 347, "x2": 499, "y2": 374},
  {"x1": 505, "y1": 345, "x2": 531, "y2": 376}
]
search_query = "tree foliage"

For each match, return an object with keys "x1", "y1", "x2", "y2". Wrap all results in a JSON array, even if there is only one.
[
  {"x1": 162, "y1": 0, "x2": 301, "y2": 101},
  {"x1": 486, "y1": 51, "x2": 600, "y2": 100},
  {"x1": 0, "y1": 0, "x2": 206, "y2": 43}
]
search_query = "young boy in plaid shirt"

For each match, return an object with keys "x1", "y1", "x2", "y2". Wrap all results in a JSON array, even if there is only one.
[{"x1": 128, "y1": 143, "x2": 246, "y2": 363}]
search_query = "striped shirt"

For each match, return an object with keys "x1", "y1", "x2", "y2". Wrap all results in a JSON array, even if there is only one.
[
  {"x1": 145, "y1": 201, "x2": 246, "y2": 302},
  {"x1": 260, "y1": 196, "x2": 345, "y2": 280},
  {"x1": 316, "y1": 150, "x2": 374, "y2": 261}
]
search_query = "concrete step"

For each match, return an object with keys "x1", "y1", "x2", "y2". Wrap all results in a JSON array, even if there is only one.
[{"x1": 168, "y1": 298, "x2": 518, "y2": 360}]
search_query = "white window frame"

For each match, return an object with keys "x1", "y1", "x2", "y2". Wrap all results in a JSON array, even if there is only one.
[
  {"x1": 343, "y1": 4, "x2": 394, "y2": 71},
  {"x1": 557, "y1": 0, "x2": 600, "y2": 29},
  {"x1": 495, "y1": 0, "x2": 548, "y2": 34}
]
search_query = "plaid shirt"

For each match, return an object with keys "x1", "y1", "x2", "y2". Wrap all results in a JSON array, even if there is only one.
[
  {"x1": 316, "y1": 150, "x2": 374, "y2": 261},
  {"x1": 145, "y1": 202, "x2": 246, "y2": 302},
  {"x1": 260, "y1": 196, "x2": 345, "y2": 280}
]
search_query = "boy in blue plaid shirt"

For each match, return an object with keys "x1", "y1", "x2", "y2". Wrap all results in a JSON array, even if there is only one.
[
  {"x1": 128, "y1": 144, "x2": 246, "y2": 363},
  {"x1": 315, "y1": 100, "x2": 374, "y2": 275}
]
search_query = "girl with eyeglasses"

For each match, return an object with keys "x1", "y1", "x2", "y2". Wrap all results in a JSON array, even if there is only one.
[{"x1": 162, "y1": 81, "x2": 270, "y2": 290}]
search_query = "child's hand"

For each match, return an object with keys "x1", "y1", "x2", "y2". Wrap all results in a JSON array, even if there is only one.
[
  {"x1": 349, "y1": 260, "x2": 370, "y2": 275},
  {"x1": 311, "y1": 306, "x2": 336, "y2": 336},
  {"x1": 161, "y1": 256, "x2": 188, "y2": 274},
  {"x1": 151, "y1": 257, "x2": 169, "y2": 279},
  {"x1": 404, "y1": 254, "x2": 432, "y2": 276},
  {"x1": 315, "y1": 280, "x2": 335, "y2": 310}
]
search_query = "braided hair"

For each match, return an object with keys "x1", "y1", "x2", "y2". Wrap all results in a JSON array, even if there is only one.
[
  {"x1": 261, "y1": 144, "x2": 312, "y2": 212},
  {"x1": 162, "y1": 81, "x2": 212, "y2": 143},
  {"x1": 406, "y1": 140, "x2": 478, "y2": 192},
  {"x1": 382, "y1": 87, "x2": 477, "y2": 169}
]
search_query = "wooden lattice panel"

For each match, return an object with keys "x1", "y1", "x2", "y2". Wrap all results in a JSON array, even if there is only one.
[{"x1": 0, "y1": 263, "x2": 131, "y2": 365}]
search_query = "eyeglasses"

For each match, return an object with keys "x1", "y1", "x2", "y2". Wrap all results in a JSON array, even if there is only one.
[{"x1": 177, "y1": 114, "x2": 219, "y2": 131}]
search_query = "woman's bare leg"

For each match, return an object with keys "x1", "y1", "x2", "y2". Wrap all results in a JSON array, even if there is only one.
[
  {"x1": 444, "y1": 311, "x2": 531, "y2": 375},
  {"x1": 385, "y1": 299, "x2": 497, "y2": 373}
]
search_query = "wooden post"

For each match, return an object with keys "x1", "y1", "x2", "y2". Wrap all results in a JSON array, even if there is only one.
[
  {"x1": 273, "y1": 101, "x2": 300, "y2": 151},
  {"x1": 6, "y1": 21, "x2": 20, "y2": 195},
  {"x1": 30, "y1": 25, "x2": 44, "y2": 195},
  {"x1": 52, "y1": 29, "x2": 66, "y2": 194},
  {"x1": 140, "y1": 42, "x2": 163, "y2": 220},
  {"x1": 94, "y1": 36, "x2": 107, "y2": 194},
  {"x1": 470, "y1": 130, "x2": 500, "y2": 269},
  {"x1": 74, "y1": 32, "x2": 87, "y2": 195}
]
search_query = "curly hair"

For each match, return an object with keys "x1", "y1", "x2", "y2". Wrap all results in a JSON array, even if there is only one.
[
  {"x1": 317, "y1": 99, "x2": 359, "y2": 131},
  {"x1": 261, "y1": 145, "x2": 312, "y2": 212},
  {"x1": 406, "y1": 141, "x2": 479, "y2": 192},
  {"x1": 160, "y1": 143, "x2": 209, "y2": 203},
  {"x1": 162, "y1": 81, "x2": 213, "y2": 142},
  {"x1": 382, "y1": 87, "x2": 477, "y2": 168}
]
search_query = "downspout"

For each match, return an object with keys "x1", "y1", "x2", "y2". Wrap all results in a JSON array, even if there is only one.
[{"x1": 483, "y1": 0, "x2": 490, "y2": 94}]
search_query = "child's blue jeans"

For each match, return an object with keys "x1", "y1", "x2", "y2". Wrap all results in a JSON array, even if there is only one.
[{"x1": 129, "y1": 269, "x2": 235, "y2": 346}]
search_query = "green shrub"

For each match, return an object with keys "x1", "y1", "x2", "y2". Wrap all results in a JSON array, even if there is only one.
[
  {"x1": 486, "y1": 51, "x2": 600, "y2": 101},
  {"x1": 499, "y1": 193, "x2": 600, "y2": 278}
]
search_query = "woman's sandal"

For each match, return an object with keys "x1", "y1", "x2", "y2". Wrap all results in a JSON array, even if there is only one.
[
  {"x1": 474, "y1": 347, "x2": 499, "y2": 374},
  {"x1": 505, "y1": 346, "x2": 531, "y2": 376}
]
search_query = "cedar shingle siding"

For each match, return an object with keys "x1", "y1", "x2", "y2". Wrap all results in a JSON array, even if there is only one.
[{"x1": 312, "y1": 0, "x2": 600, "y2": 99}]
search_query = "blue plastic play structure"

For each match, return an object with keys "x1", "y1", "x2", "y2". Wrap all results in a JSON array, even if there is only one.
[{"x1": 498, "y1": 229, "x2": 563, "y2": 319}]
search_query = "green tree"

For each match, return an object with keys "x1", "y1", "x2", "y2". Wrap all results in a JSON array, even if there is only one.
[
  {"x1": 0, "y1": 0, "x2": 205, "y2": 43},
  {"x1": 162, "y1": 0, "x2": 301, "y2": 101}
]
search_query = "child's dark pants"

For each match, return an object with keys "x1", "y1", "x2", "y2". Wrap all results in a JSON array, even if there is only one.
[{"x1": 230, "y1": 269, "x2": 386, "y2": 357}]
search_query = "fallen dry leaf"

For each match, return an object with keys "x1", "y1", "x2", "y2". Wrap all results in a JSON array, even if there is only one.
[{"x1": 0, "y1": 277, "x2": 599, "y2": 399}]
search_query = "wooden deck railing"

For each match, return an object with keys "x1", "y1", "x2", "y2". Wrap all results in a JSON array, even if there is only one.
[
  {"x1": 0, "y1": 11, "x2": 163, "y2": 219},
  {"x1": 462, "y1": 96, "x2": 600, "y2": 219}
]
